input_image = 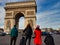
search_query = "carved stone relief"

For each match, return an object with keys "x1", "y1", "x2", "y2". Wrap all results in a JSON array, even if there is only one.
[{"x1": 6, "y1": 20, "x2": 11, "y2": 30}]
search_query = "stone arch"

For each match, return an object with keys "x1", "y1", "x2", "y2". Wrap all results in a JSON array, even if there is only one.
[
  {"x1": 4, "y1": 1, "x2": 37, "y2": 33},
  {"x1": 15, "y1": 12, "x2": 24, "y2": 29}
]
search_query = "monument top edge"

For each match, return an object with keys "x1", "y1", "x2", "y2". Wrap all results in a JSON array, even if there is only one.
[{"x1": 6, "y1": 0, "x2": 36, "y2": 4}]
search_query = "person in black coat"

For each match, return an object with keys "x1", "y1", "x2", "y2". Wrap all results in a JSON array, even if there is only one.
[
  {"x1": 44, "y1": 33, "x2": 55, "y2": 45},
  {"x1": 23, "y1": 24, "x2": 33, "y2": 45}
]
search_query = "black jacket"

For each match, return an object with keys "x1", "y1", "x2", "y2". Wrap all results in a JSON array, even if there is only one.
[
  {"x1": 44, "y1": 34, "x2": 55, "y2": 45},
  {"x1": 23, "y1": 25, "x2": 33, "y2": 37}
]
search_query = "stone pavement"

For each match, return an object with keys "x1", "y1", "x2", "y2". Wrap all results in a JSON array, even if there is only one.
[{"x1": 0, "y1": 33, "x2": 60, "y2": 45}]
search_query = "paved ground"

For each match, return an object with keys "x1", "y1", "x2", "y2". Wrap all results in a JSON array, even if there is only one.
[{"x1": 0, "y1": 33, "x2": 60, "y2": 45}]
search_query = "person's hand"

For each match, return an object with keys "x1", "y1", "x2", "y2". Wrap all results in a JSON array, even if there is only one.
[{"x1": 32, "y1": 37, "x2": 35, "y2": 39}]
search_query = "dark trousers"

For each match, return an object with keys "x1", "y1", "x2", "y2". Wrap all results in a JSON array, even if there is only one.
[
  {"x1": 10, "y1": 37, "x2": 17, "y2": 45},
  {"x1": 25, "y1": 36, "x2": 31, "y2": 45},
  {"x1": 19, "y1": 37, "x2": 25, "y2": 45}
]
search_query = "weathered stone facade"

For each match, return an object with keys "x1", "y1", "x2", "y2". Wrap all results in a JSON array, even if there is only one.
[{"x1": 4, "y1": 1, "x2": 37, "y2": 33}]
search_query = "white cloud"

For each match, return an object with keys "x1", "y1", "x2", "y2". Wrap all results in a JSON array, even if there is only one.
[
  {"x1": 36, "y1": 9, "x2": 60, "y2": 29},
  {"x1": 0, "y1": 0, "x2": 6, "y2": 3},
  {"x1": 0, "y1": 0, "x2": 4, "y2": 2},
  {"x1": 36, "y1": 10, "x2": 59, "y2": 19},
  {"x1": 36, "y1": 10, "x2": 59, "y2": 26},
  {"x1": 49, "y1": 2, "x2": 60, "y2": 10},
  {"x1": 0, "y1": 7, "x2": 5, "y2": 28},
  {"x1": 53, "y1": 2, "x2": 60, "y2": 8}
]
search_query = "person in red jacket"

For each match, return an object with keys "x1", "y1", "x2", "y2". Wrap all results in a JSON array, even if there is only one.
[{"x1": 34, "y1": 25, "x2": 42, "y2": 45}]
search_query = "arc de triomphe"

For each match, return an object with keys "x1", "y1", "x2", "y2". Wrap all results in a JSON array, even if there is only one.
[{"x1": 4, "y1": 1, "x2": 37, "y2": 33}]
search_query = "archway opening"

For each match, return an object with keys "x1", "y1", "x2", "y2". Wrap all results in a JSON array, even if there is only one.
[
  {"x1": 15, "y1": 12, "x2": 24, "y2": 31},
  {"x1": 19, "y1": 17, "x2": 24, "y2": 29}
]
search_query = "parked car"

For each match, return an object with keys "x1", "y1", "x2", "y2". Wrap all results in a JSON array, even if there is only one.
[
  {"x1": 49, "y1": 32, "x2": 54, "y2": 35},
  {"x1": 42, "y1": 32, "x2": 48, "y2": 36},
  {"x1": 56, "y1": 32, "x2": 60, "y2": 34},
  {"x1": 0, "y1": 32, "x2": 6, "y2": 36}
]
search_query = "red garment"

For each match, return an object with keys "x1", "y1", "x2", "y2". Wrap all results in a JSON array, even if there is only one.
[{"x1": 34, "y1": 29, "x2": 42, "y2": 44}]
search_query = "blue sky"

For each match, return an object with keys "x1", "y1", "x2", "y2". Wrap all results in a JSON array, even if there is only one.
[{"x1": 0, "y1": 0, "x2": 60, "y2": 29}]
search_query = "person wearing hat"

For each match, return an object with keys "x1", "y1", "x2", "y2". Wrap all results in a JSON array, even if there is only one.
[{"x1": 33, "y1": 25, "x2": 42, "y2": 45}]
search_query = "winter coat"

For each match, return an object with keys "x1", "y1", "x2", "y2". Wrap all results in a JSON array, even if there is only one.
[
  {"x1": 34, "y1": 29, "x2": 42, "y2": 44},
  {"x1": 44, "y1": 34, "x2": 55, "y2": 45},
  {"x1": 23, "y1": 25, "x2": 33, "y2": 37},
  {"x1": 10, "y1": 26, "x2": 18, "y2": 37}
]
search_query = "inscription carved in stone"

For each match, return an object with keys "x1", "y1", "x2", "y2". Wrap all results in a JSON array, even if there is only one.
[{"x1": 6, "y1": 20, "x2": 11, "y2": 30}]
